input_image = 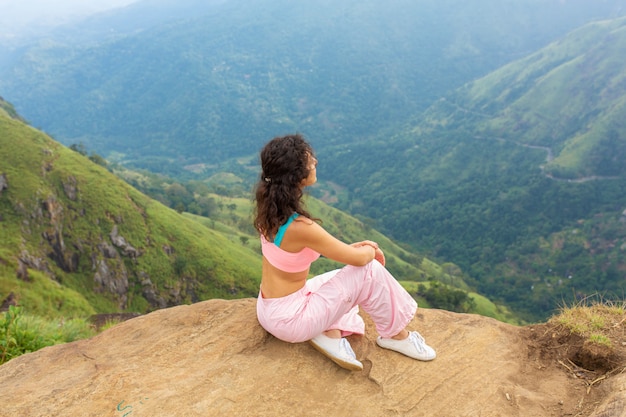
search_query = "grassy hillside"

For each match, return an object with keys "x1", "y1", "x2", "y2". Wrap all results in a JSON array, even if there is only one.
[
  {"x1": 443, "y1": 16, "x2": 626, "y2": 179},
  {"x1": 0, "y1": 99, "x2": 262, "y2": 318}
]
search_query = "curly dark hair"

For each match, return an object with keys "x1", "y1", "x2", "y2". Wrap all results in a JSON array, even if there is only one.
[{"x1": 254, "y1": 134, "x2": 318, "y2": 239}]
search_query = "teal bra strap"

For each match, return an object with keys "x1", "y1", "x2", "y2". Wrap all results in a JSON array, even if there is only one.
[{"x1": 274, "y1": 213, "x2": 299, "y2": 247}]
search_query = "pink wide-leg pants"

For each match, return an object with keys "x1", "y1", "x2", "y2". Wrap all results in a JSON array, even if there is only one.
[{"x1": 256, "y1": 260, "x2": 417, "y2": 343}]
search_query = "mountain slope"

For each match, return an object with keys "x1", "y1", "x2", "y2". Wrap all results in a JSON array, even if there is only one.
[
  {"x1": 321, "y1": 17, "x2": 626, "y2": 321},
  {"x1": 439, "y1": 16, "x2": 626, "y2": 179},
  {"x1": 0, "y1": 97, "x2": 262, "y2": 317},
  {"x1": 2, "y1": 0, "x2": 626, "y2": 174}
]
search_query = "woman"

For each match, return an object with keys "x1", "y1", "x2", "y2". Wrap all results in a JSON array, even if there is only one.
[{"x1": 254, "y1": 134, "x2": 435, "y2": 371}]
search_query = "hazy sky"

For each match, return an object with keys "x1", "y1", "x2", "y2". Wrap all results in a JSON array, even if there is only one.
[{"x1": 0, "y1": 0, "x2": 138, "y2": 37}]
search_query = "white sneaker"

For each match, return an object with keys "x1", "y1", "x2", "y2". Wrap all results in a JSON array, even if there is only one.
[
  {"x1": 376, "y1": 331, "x2": 436, "y2": 361},
  {"x1": 309, "y1": 334, "x2": 363, "y2": 371}
]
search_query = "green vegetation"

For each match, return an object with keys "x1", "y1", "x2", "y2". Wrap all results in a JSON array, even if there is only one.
[
  {"x1": 0, "y1": 98, "x2": 519, "y2": 364},
  {"x1": 401, "y1": 280, "x2": 521, "y2": 324},
  {"x1": 464, "y1": 17, "x2": 626, "y2": 178},
  {"x1": 2, "y1": 2, "x2": 626, "y2": 335},
  {"x1": 1, "y1": 0, "x2": 621, "y2": 172},
  {"x1": 321, "y1": 17, "x2": 626, "y2": 322},
  {"x1": 0, "y1": 305, "x2": 96, "y2": 365},
  {"x1": 0, "y1": 100, "x2": 262, "y2": 323},
  {"x1": 0, "y1": 97, "x2": 23, "y2": 121},
  {"x1": 552, "y1": 298, "x2": 626, "y2": 350},
  {"x1": 416, "y1": 281, "x2": 476, "y2": 314}
]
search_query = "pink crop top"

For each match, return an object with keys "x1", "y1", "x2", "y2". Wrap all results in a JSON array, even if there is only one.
[{"x1": 260, "y1": 214, "x2": 320, "y2": 273}]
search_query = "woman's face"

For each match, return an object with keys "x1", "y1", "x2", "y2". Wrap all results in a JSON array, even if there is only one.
[{"x1": 300, "y1": 154, "x2": 318, "y2": 187}]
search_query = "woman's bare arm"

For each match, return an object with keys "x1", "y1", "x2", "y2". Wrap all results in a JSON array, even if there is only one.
[{"x1": 284, "y1": 219, "x2": 376, "y2": 266}]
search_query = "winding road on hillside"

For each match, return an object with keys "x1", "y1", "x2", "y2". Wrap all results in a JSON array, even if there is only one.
[
  {"x1": 442, "y1": 99, "x2": 621, "y2": 182},
  {"x1": 512, "y1": 140, "x2": 620, "y2": 183}
]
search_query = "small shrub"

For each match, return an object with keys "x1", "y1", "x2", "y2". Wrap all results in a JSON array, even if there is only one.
[{"x1": 416, "y1": 281, "x2": 476, "y2": 313}]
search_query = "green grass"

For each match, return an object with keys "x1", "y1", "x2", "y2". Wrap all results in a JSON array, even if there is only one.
[
  {"x1": 552, "y1": 298, "x2": 626, "y2": 348},
  {"x1": 588, "y1": 333, "x2": 612, "y2": 347},
  {"x1": 0, "y1": 305, "x2": 96, "y2": 365},
  {"x1": 469, "y1": 292, "x2": 522, "y2": 324},
  {"x1": 0, "y1": 270, "x2": 97, "y2": 318}
]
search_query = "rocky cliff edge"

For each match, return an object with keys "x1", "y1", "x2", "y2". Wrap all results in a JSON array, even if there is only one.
[{"x1": 0, "y1": 298, "x2": 624, "y2": 417}]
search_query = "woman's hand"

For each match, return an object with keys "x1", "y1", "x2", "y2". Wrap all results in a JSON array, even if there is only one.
[
  {"x1": 350, "y1": 240, "x2": 378, "y2": 249},
  {"x1": 374, "y1": 247, "x2": 386, "y2": 266},
  {"x1": 351, "y1": 241, "x2": 385, "y2": 266}
]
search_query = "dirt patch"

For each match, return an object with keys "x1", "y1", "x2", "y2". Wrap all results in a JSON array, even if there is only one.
[
  {"x1": 523, "y1": 310, "x2": 626, "y2": 416},
  {"x1": 527, "y1": 321, "x2": 624, "y2": 372}
]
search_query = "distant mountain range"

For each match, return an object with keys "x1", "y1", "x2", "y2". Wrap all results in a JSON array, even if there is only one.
[{"x1": 2, "y1": 0, "x2": 625, "y2": 172}]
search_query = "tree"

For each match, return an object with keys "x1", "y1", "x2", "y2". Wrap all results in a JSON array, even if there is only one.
[{"x1": 417, "y1": 282, "x2": 476, "y2": 313}]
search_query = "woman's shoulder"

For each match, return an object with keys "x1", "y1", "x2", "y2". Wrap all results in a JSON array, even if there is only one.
[
  {"x1": 292, "y1": 214, "x2": 317, "y2": 228},
  {"x1": 291, "y1": 216, "x2": 332, "y2": 244},
  {"x1": 287, "y1": 215, "x2": 322, "y2": 238}
]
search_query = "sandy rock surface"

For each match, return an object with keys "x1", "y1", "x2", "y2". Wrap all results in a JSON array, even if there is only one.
[{"x1": 0, "y1": 298, "x2": 623, "y2": 417}]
